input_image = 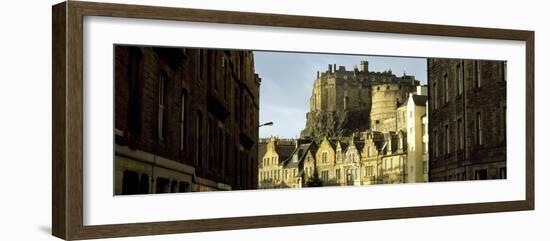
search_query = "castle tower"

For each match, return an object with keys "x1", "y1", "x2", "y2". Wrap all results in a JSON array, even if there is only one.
[
  {"x1": 360, "y1": 60, "x2": 369, "y2": 73},
  {"x1": 370, "y1": 83, "x2": 407, "y2": 132}
]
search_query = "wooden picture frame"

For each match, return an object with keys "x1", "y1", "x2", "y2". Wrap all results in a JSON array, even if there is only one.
[{"x1": 52, "y1": 1, "x2": 534, "y2": 240}]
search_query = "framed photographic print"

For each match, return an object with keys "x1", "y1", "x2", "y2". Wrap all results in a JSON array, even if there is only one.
[{"x1": 52, "y1": 1, "x2": 534, "y2": 240}]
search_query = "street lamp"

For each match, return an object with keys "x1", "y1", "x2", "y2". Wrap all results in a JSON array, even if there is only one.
[{"x1": 258, "y1": 121, "x2": 274, "y2": 128}]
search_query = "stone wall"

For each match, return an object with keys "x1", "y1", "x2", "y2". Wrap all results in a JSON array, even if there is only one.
[{"x1": 428, "y1": 58, "x2": 507, "y2": 181}]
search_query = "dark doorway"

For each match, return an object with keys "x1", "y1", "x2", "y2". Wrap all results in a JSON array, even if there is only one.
[{"x1": 122, "y1": 170, "x2": 140, "y2": 195}]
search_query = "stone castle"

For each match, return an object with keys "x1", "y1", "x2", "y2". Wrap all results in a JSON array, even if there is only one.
[
  {"x1": 259, "y1": 60, "x2": 430, "y2": 189},
  {"x1": 300, "y1": 61, "x2": 420, "y2": 141}
]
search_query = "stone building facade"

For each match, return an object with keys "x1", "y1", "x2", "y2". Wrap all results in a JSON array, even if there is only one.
[
  {"x1": 428, "y1": 58, "x2": 506, "y2": 181},
  {"x1": 114, "y1": 46, "x2": 260, "y2": 195},
  {"x1": 259, "y1": 129, "x2": 420, "y2": 188},
  {"x1": 257, "y1": 138, "x2": 296, "y2": 188},
  {"x1": 260, "y1": 60, "x2": 429, "y2": 188},
  {"x1": 399, "y1": 94, "x2": 429, "y2": 183}
]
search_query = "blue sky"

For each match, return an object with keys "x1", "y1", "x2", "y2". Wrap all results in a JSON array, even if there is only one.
[{"x1": 254, "y1": 51, "x2": 427, "y2": 139}]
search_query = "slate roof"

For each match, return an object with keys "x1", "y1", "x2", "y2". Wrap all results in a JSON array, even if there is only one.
[
  {"x1": 276, "y1": 145, "x2": 296, "y2": 164},
  {"x1": 283, "y1": 143, "x2": 313, "y2": 168},
  {"x1": 354, "y1": 141, "x2": 365, "y2": 152},
  {"x1": 411, "y1": 95, "x2": 428, "y2": 106},
  {"x1": 258, "y1": 142, "x2": 267, "y2": 163},
  {"x1": 399, "y1": 94, "x2": 428, "y2": 108},
  {"x1": 328, "y1": 139, "x2": 337, "y2": 150},
  {"x1": 338, "y1": 141, "x2": 349, "y2": 153}
]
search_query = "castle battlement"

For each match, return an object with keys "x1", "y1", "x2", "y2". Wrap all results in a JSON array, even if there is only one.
[{"x1": 302, "y1": 60, "x2": 421, "y2": 141}]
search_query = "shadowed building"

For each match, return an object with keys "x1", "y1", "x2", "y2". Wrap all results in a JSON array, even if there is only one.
[
  {"x1": 428, "y1": 58, "x2": 506, "y2": 181},
  {"x1": 114, "y1": 46, "x2": 260, "y2": 195}
]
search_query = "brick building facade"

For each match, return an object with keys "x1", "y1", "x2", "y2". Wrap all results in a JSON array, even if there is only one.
[
  {"x1": 428, "y1": 58, "x2": 506, "y2": 181},
  {"x1": 114, "y1": 46, "x2": 260, "y2": 195}
]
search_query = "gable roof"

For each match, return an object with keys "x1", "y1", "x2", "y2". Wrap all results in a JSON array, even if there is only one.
[
  {"x1": 283, "y1": 143, "x2": 313, "y2": 168},
  {"x1": 354, "y1": 141, "x2": 365, "y2": 152},
  {"x1": 399, "y1": 94, "x2": 428, "y2": 108},
  {"x1": 258, "y1": 142, "x2": 267, "y2": 163},
  {"x1": 411, "y1": 95, "x2": 428, "y2": 106},
  {"x1": 337, "y1": 141, "x2": 349, "y2": 153},
  {"x1": 276, "y1": 145, "x2": 296, "y2": 163}
]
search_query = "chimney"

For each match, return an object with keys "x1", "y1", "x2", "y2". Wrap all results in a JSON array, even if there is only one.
[
  {"x1": 328, "y1": 64, "x2": 333, "y2": 74},
  {"x1": 317, "y1": 71, "x2": 320, "y2": 79}
]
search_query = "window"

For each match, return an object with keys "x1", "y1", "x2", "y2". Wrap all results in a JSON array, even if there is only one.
[
  {"x1": 218, "y1": 128, "x2": 224, "y2": 172},
  {"x1": 198, "y1": 50, "x2": 204, "y2": 81},
  {"x1": 222, "y1": 56, "x2": 228, "y2": 99},
  {"x1": 121, "y1": 170, "x2": 140, "y2": 195},
  {"x1": 456, "y1": 63, "x2": 463, "y2": 95},
  {"x1": 476, "y1": 112, "x2": 483, "y2": 145},
  {"x1": 170, "y1": 180, "x2": 178, "y2": 193},
  {"x1": 434, "y1": 130, "x2": 438, "y2": 157},
  {"x1": 475, "y1": 169, "x2": 488, "y2": 180},
  {"x1": 321, "y1": 171, "x2": 329, "y2": 182},
  {"x1": 322, "y1": 152, "x2": 328, "y2": 163},
  {"x1": 475, "y1": 61, "x2": 481, "y2": 88},
  {"x1": 195, "y1": 111, "x2": 203, "y2": 165},
  {"x1": 155, "y1": 177, "x2": 170, "y2": 194},
  {"x1": 336, "y1": 169, "x2": 341, "y2": 180},
  {"x1": 367, "y1": 146, "x2": 371, "y2": 157},
  {"x1": 206, "y1": 118, "x2": 213, "y2": 169},
  {"x1": 158, "y1": 74, "x2": 166, "y2": 141},
  {"x1": 502, "y1": 62, "x2": 507, "y2": 82},
  {"x1": 499, "y1": 167, "x2": 507, "y2": 179},
  {"x1": 180, "y1": 92, "x2": 187, "y2": 151},
  {"x1": 445, "y1": 124, "x2": 450, "y2": 154},
  {"x1": 409, "y1": 110, "x2": 413, "y2": 119},
  {"x1": 422, "y1": 161, "x2": 428, "y2": 174},
  {"x1": 422, "y1": 141, "x2": 427, "y2": 153},
  {"x1": 127, "y1": 47, "x2": 142, "y2": 136},
  {"x1": 433, "y1": 82, "x2": 438, "y2": 109},
  {"x1": 457, "y1": 118, "x2": 464, "y2": 150},
  {"x1": 444, "y1": 73, "x2": 449, "y2": 103},
  {"x1": 502, "y1": 106, "x2": 507, "y2": 142},
  {"x1": 366, "y1": 166, "x2": 373, "y2": 177},
  {"x1": 139, "y1": 174, "x2": 149, "y2": 194}
]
